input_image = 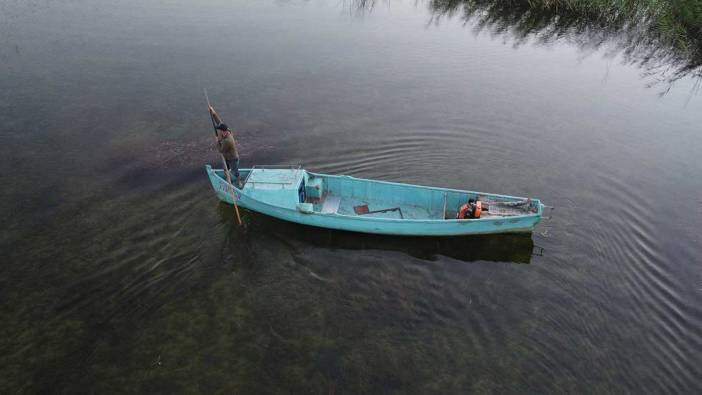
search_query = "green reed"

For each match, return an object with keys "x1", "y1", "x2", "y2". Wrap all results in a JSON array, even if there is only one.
[{"x1": 427, "y1": 0, "x2": 702, "y2": 81}]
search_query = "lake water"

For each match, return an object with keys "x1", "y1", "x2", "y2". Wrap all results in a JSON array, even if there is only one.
[{"x1": 1, "y1": 0, "x2": 701, "y2": 393}]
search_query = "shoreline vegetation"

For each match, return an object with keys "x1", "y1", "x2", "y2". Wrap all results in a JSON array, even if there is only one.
[{"x1": 359, "y1": 0, "x2": 702, "y2": 89}]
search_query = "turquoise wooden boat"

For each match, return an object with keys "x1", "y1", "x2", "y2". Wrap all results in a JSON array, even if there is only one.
[{"x1": 205, "y1": 165, "x2": 545, "y2": 236}]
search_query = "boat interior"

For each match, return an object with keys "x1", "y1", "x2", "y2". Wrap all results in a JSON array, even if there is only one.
[
  {"x1": 306, "y1": 173, "x2": 537, "y2": 220},
  {"x1": 218, "y1": 167, "x2": 538, "y2": 220}
]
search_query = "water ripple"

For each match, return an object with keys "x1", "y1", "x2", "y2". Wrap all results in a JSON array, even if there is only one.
[{"x1": 572, "y1": 164, "x2": 701, "y2": 392}]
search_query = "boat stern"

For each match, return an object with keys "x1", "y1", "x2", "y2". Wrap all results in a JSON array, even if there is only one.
[{"x1": 205, "y1": 165, "x2": 247, "y2": 204}]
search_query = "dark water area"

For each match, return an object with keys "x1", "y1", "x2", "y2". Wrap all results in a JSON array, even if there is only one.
[{"x1": 1, "y1": 0, "x2": 701, "y2": 393}]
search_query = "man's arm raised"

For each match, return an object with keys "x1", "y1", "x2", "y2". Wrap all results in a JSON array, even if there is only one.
[{"x1": 209, "y1": 106, "x2": 224, "y2": 126}]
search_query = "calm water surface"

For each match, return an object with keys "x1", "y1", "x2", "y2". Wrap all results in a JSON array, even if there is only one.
[{"x1": 1, "y1": 0, "x2": 701, "y2": 393}]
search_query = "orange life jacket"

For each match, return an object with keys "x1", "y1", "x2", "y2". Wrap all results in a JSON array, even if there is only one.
[
  {"x1": 457, "y1": 203, "x2": 471, "y2": 219},
  {"x1": 457, "y1": 201, "x2": 482, "y2": 219}
]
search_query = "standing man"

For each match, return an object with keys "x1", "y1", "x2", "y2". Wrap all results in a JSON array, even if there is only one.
[{"x1": 209, "y1": 105, "x2": 241, "y2": 187}]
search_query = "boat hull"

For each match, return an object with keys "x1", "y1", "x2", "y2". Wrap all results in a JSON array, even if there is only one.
[{"x1": 206, "y1": 166, "x2": 543, "y2": 236}]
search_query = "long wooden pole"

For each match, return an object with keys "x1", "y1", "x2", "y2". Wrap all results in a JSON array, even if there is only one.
[{"x1": 205, "y1": 89, "x2": 242, "y2": 225}]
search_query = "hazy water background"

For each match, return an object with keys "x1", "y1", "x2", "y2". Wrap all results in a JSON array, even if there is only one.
[{"x1": 1, "y1": 0, "x2": 701, "y2": 393}]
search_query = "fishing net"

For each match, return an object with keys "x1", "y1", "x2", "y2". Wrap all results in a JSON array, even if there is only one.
[{"x1": 482, "y1": 198, "x2": 534, "y2": 216}]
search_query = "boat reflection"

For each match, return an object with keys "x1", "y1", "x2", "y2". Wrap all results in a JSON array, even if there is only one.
[{"x1": 219, "y1": 205, "x2": 538, "y2": 264}]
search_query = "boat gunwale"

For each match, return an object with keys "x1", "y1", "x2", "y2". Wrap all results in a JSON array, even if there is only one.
[
  {"x1": 306, "y1": 171, "x2": 540, "y2": 204},
  {"x1": 207, "y1": 166, "x2": 544, "y2": 224}
]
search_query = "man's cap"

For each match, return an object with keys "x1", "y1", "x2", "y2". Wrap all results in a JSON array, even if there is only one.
[{"x1": 216, "y1": 123, "x2": 229, "y2": 131}]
